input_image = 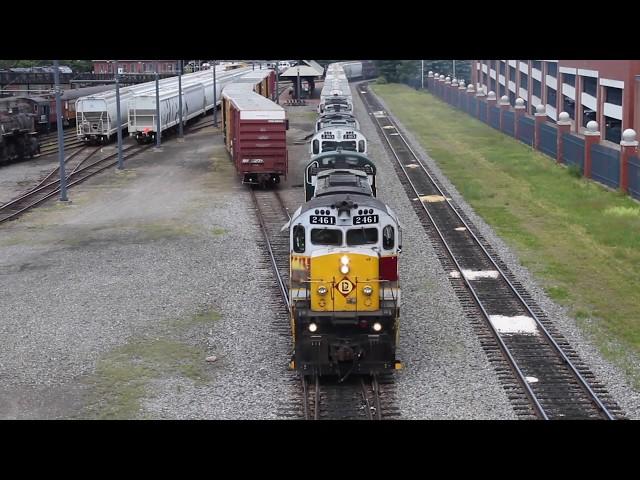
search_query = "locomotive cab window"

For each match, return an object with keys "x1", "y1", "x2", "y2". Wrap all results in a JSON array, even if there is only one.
[
  {"x1": 293, "y1": 225, "x2": 305, "y2": 253},
  {"x1": 347, "y1": 228, "x2": 378, "y2": 245},
  {"x1": 311, "y1": 228, "x2": 342, "y2": 246},
  {"x1": 383, "y1": 225, "x2": 394, "y2": 250}
]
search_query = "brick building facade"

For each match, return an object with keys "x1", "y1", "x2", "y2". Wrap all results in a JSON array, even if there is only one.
[
  {"x1": 92, "y1": 60, "x2": 178, "y2": 75},
  {"x1": 472, "y1": 61, "x2": 640, "y2": 144}
]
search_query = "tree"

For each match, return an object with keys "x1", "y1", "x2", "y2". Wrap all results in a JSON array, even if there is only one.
[
  {"x1": 374, "y1": 60, "x2": 401, "y2": 83},
  {"x1": 0, "y1": 60, "x2": 93, "y2": 72},
  {"x1": 423, "y1": 60, "x2": 472, "y2": 84}
]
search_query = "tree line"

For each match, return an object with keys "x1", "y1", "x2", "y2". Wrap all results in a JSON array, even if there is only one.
[{"x1": 0, "y1": 60, "x2": 93, "y2": 72}]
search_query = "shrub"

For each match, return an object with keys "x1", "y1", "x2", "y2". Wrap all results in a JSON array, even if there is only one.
[{"x1": 567, "y1": 164, "x2": 582, "y2": 178}]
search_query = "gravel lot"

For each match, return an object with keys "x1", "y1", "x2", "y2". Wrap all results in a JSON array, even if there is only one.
[
  {"x1": 365, "y1": 83, "x2": 640, "y2": 419},
  {"x1": 0, "y1": 127, "x2": 290, "y2": 419}
]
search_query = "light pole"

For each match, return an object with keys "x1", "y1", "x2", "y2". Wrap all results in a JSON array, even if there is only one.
[
  {"x1": 178, "y1": 59, "x2": 183, "y2": 139},
  {"x1": 453, "y1": 60, "x2": 456, "y2": 79},
  {"x1": 421, "y1": 60, "x2": 424, "y2": 89},
  {"x1": 115, "y1": 60, "x2": 124, "y2": 169},
  {"x1": 53, "y1": 60, "x2": 68, "y2": 201},
  {"x1": 213, "y1": 60, "x2": 218, "y2": 127},
  {"x1": 275, "y1": 64, "x2": 279, "y2": 103},
  {"x1": 155, "y1": 61, "x2": 161, "y2": 148},
  {"x1": 297, "y1": 62, "x2": 301, "y2": 101}
]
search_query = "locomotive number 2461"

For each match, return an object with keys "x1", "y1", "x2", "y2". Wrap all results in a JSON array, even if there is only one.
[
  {"x1": 353, "y1": 215, "x2": 379, "y2": 224},
  {"x1": 310, "y1": 215, "x2": 336, "y2": 225}
]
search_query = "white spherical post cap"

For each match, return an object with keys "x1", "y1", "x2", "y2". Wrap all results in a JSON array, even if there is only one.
[
  {"x1": 558, "y1": 111, "x2": 570, "y2": 122},
  {"x1": 587, "y1": 120, "x2": 599, "y2": 132},
  {"x1": 467, "y1": 84, "x2": 475, "y2": 92},
  {"x1": 500, "y1": 95, "x2": 509, "y2": 104},
  {"x1": 515, "y1": 98, "x2": 525, "y2": 107},
  {"x1": 535, "y1": 104, "x2": 546, "y2": 114},
  {"x1": 439, "y1": 74, "x2": 445, "y2": 80},
  {"x1": 487, "y1": 90, "x2": 496, "y2": 100},
  {"x1": 428, "y1": 71, "x2": 434, "y2": 77},
  {"x1": 622, "y1": 129, "x2": 636, "y2": 142}
]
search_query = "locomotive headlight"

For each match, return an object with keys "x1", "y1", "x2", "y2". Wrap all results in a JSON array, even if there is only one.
[
  {"x1": 373, "y1": 322, "x2": 382, "y2": 332},
  {"x1": 340, "y1": 264, "x2": 350, "y2": 275},
  {"x1": 317, "y1": 286, "x2": 328, "y2": 295},
  {"x1": 340, "y1": 255, "x2": 350, "y2": 265},
  {"x1": 363, "y1": 285, "x2": 373, "y2": 296},
  {"x1": 308, "y1": 323, "x2": 318, "y2": 333}
]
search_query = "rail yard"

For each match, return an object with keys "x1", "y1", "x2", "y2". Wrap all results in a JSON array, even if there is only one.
[{"x1": 0, "y1": 60, "x2": 638, "y2": 420}]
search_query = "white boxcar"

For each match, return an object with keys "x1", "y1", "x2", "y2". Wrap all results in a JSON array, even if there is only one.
[
  {"x1": 76, "y1": 67, "x2": 252, "y2": 143},
  {"x1": 341, "y1": 62, "x2": 363, "y2": 79},
  {"x1": 185, "y1": 68, "x2": 252, "y2": 113},
  {"x1": 75, "y1": 90, "x2": 134, "y2": 144},
  {"x1": 76, "y1": 79, "x2": 176, "y2": 144},
  {"x1": 319, "y1": 75, "x2": 352, "y2": 112},
  {"x1": 128, "y1": 83, "x2": 205, "y2": 143}
]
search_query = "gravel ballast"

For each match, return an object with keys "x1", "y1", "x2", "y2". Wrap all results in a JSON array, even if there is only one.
[
  {"x1": 365, "y1": 84, "x2": 640, "y2": 419},
  {"x1": 351, "y1": 84, "x2": 518, "y2": 418}
]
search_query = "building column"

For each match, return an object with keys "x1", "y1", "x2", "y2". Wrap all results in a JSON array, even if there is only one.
[
  {"x1": 451, "y1": 78, "x2": 459, "y2": 106},
  {"x1": 514, "y1": 97, "x2": 526, "y2": 139},
  {"x1": 475, "y1": 86, "x2": 486, "y2": 118},
  {"x1": 427, "y1": 71, "x2": 434, "y2": 90},
  {"x1": 458, "y1": 80, "x2": 466, "y2": 109},
  {"x1": 444, "y1": 76, "x2": 452, "y2": 103},
  {"x1": 575, "y1": 74, "x2": 583, "y2": 134},
  {"x1": 466, "y1": 83, "x2": 475, "y2": 113},
  {"x1": 620, "y1": 128, "x2": 639, "y2": 192},
  {"x1": 487, "y1": 90, "x2": 497, "y2": 121},
  {"x1": 583, "y1": 120, "x2": 600, "y2": 178},
  {"x1": 499, "y1": 95, "x2": 510, "y2": 131},
  {"x1": 556, "y1": 111, "x2": 572, "y2": 164},
  {"x1": 534, "y1": 104, "x2": 546, "y2": 150}
]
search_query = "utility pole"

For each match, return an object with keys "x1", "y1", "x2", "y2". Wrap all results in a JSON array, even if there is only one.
[
  {"x1": 213, "y1": 60, "x2": 218, "y2": 127},
  {"x1": 115, "y1": 60, "x2": 124, "y2": 170},
  {"x1": 421, "y1": 60, "x2": 424, "y2": 89},
  {"x1": 53, "y1": 60, "x2": 68, "y2": 201},
  {"x1": 297, "y1": 62, "x2": 301, "y2": 100},
  {"x1": 178, "y1": 59, "x2": 183, "y2": 139},
  {"x1": 155, "y1": 61, "x2": 161, "y2": 148},
  {"x1": 275, "y1": 65, "x2": 279, "y2": 104}
]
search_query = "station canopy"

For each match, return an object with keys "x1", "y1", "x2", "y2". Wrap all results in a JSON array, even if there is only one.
[{"x1": 281, "y1": 61, "x2": 323, "y2": 78}]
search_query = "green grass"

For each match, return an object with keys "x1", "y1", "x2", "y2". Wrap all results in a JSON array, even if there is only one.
[
  {"x1": 372, "y1": 83, "x2": 640, "y2": 387},
  {"x1": 82, "y1": 309, "x2": 220, "y2": 419},
  {"x1": 84, "y1": 338, "x2": 209, "y2": 419}
]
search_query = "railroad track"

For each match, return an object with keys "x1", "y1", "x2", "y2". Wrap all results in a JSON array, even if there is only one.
[
  {"x1": 250, "y1": 188, "x2": 399, "y2": 420},
  {"x1": 0, "y1": 143, "x2": 151, "y2": 224},
  {"x1": 359, "y1": 82, "x2": 624, "y2": 420},
  {"x1": 30, "y1": 145, "x2": 101, "y2": 192},
  {"x1": 277, "y1": 80, "x2": 292, "y2": 100},
  {"x1": 38, "y1": 129, "x2": 82, "y2": 156}
]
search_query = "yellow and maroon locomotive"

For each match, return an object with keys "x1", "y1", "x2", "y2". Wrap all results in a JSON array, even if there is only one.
[{"x1": 288, "y1": 152, "x2": 402, "y2": 377}]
